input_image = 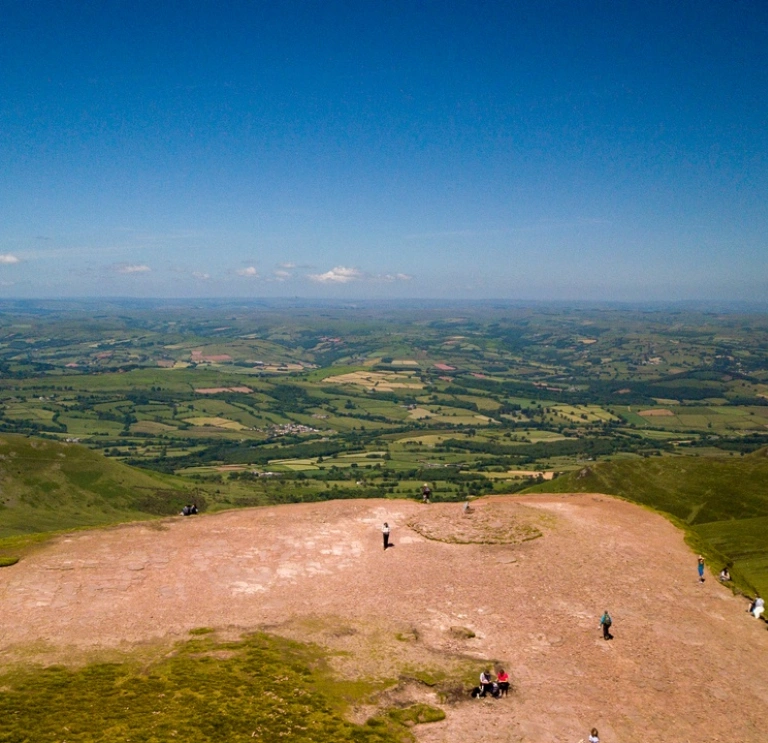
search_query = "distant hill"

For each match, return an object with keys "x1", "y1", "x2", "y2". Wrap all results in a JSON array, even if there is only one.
[
  {"x1": 525, "y1": 449, "x2": 768, "y2": 596},
  {"x1": 0, "y1": 435, "x2": 197, "y2": 542}
]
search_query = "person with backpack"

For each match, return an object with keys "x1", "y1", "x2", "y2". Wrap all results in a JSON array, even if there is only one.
[{"x1": 599, "y1": 610, "x2": 613, "y2": 640}]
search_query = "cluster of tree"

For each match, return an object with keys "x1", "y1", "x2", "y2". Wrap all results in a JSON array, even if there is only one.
[{"x1": 439, "y1": 435, "x2": 671, "y2": 462}]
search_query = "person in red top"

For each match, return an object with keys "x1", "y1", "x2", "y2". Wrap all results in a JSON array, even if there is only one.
[{"x1": 496, "y1": 668, "x2": 510, "y2": 697}]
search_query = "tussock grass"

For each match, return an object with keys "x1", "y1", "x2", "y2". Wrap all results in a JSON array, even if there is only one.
[
  {"x1": 0, "y1": 632, "x2": 422, "y2": 743},
  {"x1": 387, "y1": 703, "x2": 445, "y2": 726}
]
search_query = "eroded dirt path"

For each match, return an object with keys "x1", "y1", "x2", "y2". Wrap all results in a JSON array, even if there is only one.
[{"x1": 2, "y1": 494, "x2": 767, "y2": 742}]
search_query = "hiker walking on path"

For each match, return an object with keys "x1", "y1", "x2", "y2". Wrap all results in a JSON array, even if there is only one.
[
  {"x1": 599, "y1": 610, "x2": 613, "y2": 640},
  {"x1": 382, "y1": 522, "x2": 390, "y2": 550},
  {"x1": 698, "y1": 555, "x2": 705, "y2": 582},
  {"x1": 421, "y1": 483, "x2": 431, "y2": 503}
]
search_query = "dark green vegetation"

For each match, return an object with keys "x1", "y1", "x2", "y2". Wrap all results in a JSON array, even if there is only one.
[
  {"x1": 0, "y1": 630, "x2": 443, "y2": 743},
  {"x1": 525, "y1": 448, "x2": 768, "y2": 597}
]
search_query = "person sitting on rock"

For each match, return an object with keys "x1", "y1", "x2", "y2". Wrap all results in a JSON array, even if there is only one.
[
  {"x1": 496, "y1": 668, "x2": 510, "y2": 696},
  {"x1": 479, "y1": 670, "x2": 501, "y2": 698},
  {"x1": 479, "y1": 669, "x2": 496, "y2": 697}
]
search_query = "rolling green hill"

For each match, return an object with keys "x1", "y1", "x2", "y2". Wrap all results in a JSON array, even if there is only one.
[
  {"x1": 0, "y1": 434, "x2": 197, "y2": 544},
  {"x1": 525, "y1": 450, "x2": 768, "y2": 597}
]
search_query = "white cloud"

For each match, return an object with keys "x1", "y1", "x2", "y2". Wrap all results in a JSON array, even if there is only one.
[
  {"x1": 273, "y1": 269, "x2": 291, "y2": 281},
  {"x1": 278, "y1": 262, "x2": 296, "y2": 269},
  {"x1": 379, "y1": 272, "x2": 413, "y2": 282},
  {"x1": 192, "y1": 271, "x2": 210, "y2": 280},
  {"x1": 308, "y1": 266, "x2": 363, "y2": 284},
  {"x1": 115, "y1": 263, "x2": 150, "y2": 274},
  {"x1": 0, "y1": 254, "x2": 20, "y2": 264},
  {"x1": 237, "y1": 266, "x2": 258, "y2": 277},
  {"x1": 307, "y1": 266, "x2": 413, "y2": 284}
]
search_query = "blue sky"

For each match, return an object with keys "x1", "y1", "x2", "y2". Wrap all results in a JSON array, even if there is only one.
[{"x1": 1, "y1": 0, "x2": 766, "y2": 300}]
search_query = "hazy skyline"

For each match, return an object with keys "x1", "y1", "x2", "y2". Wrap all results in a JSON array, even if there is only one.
[{"x1": 1, "y1": 1, "x2": 766, "y2": 301}]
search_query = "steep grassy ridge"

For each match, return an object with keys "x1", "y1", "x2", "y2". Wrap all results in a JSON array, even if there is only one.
[
  {"x1": 525, "y1": 449, "x2": 768, "y2": 596},
  {"x1": 0, "y1": 435, "x2": 193, "y2": 542}
]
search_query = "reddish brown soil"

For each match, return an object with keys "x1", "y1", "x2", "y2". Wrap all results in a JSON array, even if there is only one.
[{"x1": 2, "y1": 494, "x2": 768, "y2": 742}]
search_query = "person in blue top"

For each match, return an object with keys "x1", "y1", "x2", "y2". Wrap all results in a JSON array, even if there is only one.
[
  {"x1": 698, "y1": 555, "x2": 705, "y2": 583},
  {"x1": 599, "y1": 610, "x2": 613, "y2": 640}
]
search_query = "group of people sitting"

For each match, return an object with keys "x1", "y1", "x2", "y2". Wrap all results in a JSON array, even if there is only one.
[
  {"x1": 180, "y1": 503, "x2": 198, "y2": 516},
  {"x1": 471, "y1": 668, "x2": 510, "y2": 698}
]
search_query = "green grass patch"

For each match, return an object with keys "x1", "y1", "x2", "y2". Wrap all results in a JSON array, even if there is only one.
[
  {"x1": 387, "y1": 704, "x2": 445, "y2": 726},
  {"x1": 0, "y1": 631, "x2": 414, "y2": 743}
]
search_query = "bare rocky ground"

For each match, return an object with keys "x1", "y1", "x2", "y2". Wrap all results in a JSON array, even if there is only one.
[{"x1": 2, "y1": 493, "x2": 768, "y2": 742}]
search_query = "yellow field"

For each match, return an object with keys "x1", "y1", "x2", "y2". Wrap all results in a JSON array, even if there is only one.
[
  {"x1": 131, "y1": 421, "x2": 178, "y2": 434},
  {"x1": 186, "y1": 416, "x2": 247, "y2": 430},
  {"x1": 483, "y1": 470, "x2": 555, "y2": 480},
  {"x1": 407, "y1": 407, "x2": 433, "y2": 419},
  {"x1": 396, "y1": 434, "x2": 454, "y2": 445},
  {"x1": 325, "y1": 370, "x2": 423, "y2": 391},
  {"x1": 551, "y1": 404, "x2": 618, "y2": 423}
]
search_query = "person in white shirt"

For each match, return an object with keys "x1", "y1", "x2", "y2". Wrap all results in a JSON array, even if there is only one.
[{"x1": 750, "y1": 595, "x2": 764, "y2": 619}]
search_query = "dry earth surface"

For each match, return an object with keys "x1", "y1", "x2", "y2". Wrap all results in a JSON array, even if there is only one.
[{"x1": 2, "y1": 494, "x2": 768, "y2": 742}]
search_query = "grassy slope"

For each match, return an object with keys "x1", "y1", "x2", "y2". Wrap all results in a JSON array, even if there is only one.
[
  {"x1": 524, "y1": 449, "x2": 768, "y2": 596},
  {"x1": 0, "y1": 434, "x2": 194, "y2": 543}
]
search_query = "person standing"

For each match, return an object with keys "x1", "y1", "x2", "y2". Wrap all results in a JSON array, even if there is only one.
[
  {"x1": 698, "y1": 555, "x2": 705, "y2": 583},
  {"x1": 382, "y1": 522, "x2": 390, "y2": 550},
  {"x1": 421, "y1": 483, "x2": 431, "y2": 503},
  {"x1": 599, "y1": 610, "x2": 613, "y2": 640}
]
